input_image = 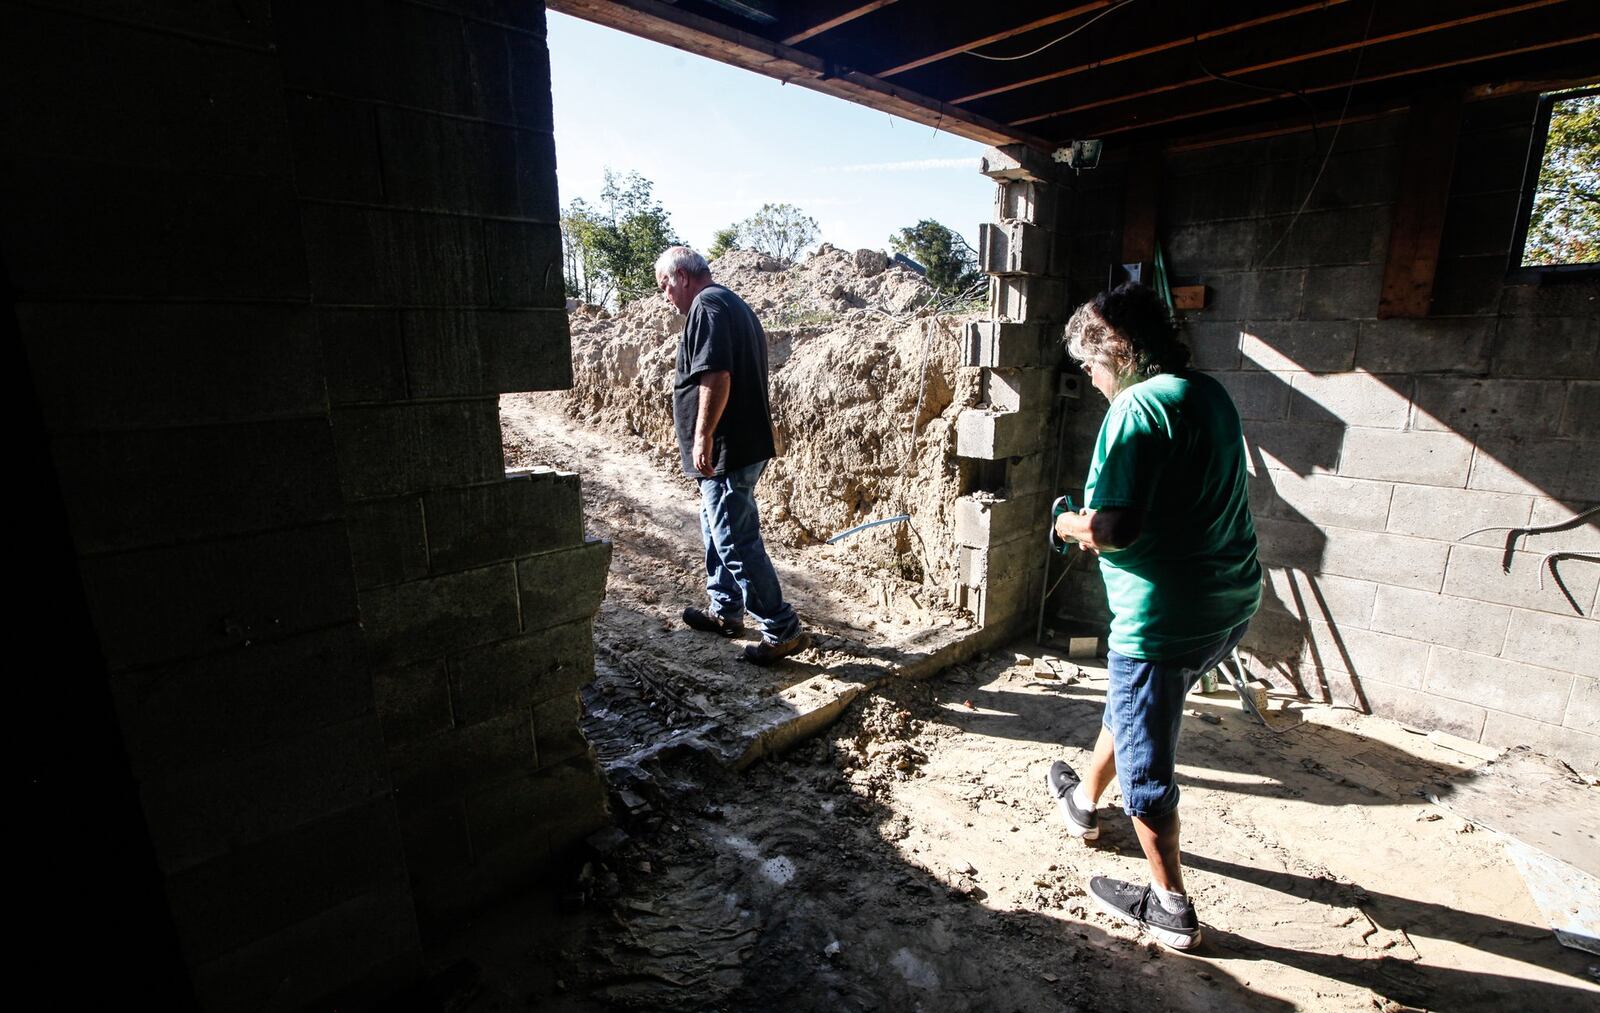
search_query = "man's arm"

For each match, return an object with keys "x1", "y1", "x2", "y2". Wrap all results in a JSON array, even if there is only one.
[
  {"x1": 693, "y1": 370, "x2": 731, "y2": 476},
  {"x1": 1054, "y1": 506, "x2": 1143, "y2": 552}
]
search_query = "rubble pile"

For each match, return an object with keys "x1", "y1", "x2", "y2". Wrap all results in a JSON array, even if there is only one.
[{"x1": 561, "y1": 244, "x2": 983, "y2": 585}]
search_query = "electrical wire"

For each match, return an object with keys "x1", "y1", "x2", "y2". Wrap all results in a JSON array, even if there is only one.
[{"x1": 967, "y1": 1, "x2": 1136, "y2": 63}]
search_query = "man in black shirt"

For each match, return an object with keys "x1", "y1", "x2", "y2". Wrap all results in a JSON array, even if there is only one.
[{"x1": 654, "y1": 246, "x2": 808, "y2": 665}]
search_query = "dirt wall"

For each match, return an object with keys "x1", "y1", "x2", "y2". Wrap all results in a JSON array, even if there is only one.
[{"x1": 561, "y1": 246, "x2": 981, "y2": 587}]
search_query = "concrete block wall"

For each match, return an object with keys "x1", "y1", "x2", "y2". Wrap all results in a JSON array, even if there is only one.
[
  {"x1": 4, "y1": 0, "x2": 610, "y2": 1004},
  {"x1": 953, "y1": 153, "x2": 1071, "y2": 629},
  {"x1": 1055, "y1": 96, "x2": 1598, "y2": 765}
]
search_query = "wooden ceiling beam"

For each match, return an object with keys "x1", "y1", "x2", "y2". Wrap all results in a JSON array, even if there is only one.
[
  {"x1": 780, "y1": 1, "x2": 898, "y2": 46},
  {"x1": 1086, "y1": 32, "x2": 1600, "y2": 139},
  {"x1": 1010, "y1": 0, "x2": 1570, "y2": 127},
  {"x1": 545, "y1": 0, "x2": 1051, "y2": 150},
  {"x1": 873, "y1": 1, "x2": 1113, "y2": 79},
  {"x1": 953, "y1": 0, "x2": 1350, "y2": 106}
]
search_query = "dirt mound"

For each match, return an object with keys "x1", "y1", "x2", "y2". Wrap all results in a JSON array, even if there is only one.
[{"x1": 561, "y1": 244, "x2": 981, "y2": 587}]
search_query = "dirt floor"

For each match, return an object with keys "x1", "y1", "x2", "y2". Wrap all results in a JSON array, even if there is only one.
[{"x1": 445, "y1": 392, "x2": 1600, "y2": 1013}]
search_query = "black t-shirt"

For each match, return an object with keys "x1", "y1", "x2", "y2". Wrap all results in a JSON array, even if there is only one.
[{"x1": 673, "y1": 283, "x2": 777, "y2": 477}]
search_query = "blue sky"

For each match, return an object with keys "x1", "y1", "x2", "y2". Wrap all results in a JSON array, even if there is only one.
[{"x1": 546, "y1": 11, "x2": 996, "y2": 254}]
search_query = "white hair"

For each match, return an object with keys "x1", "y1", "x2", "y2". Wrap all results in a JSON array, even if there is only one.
[{"x1": 654, "y1": 245, "x2": 710, "y2": 281}]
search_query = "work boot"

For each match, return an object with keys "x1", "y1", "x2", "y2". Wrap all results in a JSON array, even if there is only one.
[
  {"x1": 741, "y1": 630, "x2": 810, "y2": 666},
  {"x1": 1087, "y1": 876, "x2": 1202, "y2": 951},
  {"x1": 1046, "y1": 760, "x2": 1099, "y2": 840},
  {"x1": 682, "y1": 606, "x2": 743, "y2": 638}
]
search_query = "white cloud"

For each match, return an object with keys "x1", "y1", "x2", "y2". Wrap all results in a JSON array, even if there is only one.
[{"x1": 822, "y1": 157, "x2": 976, "y2": 173}]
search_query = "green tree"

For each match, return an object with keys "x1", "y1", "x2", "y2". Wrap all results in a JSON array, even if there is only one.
[
  {"x1": 594, "y1": 169, "x2": 682, "y2": 305},
  {"x1": 890, "y1": 219, "x2": 980, "y2": 294},
  {"x1": 708, "y1": 224, "x2": 741, "y2": 260},
  {"x1": 560, "y1": 197, "x2": 611, "y2": 306},
  {"x1": 1525, "y1": 91, "x2": 1599, "y2": 266},
  {"x1": 739, "y1": 203, "x2": 819, "y2": 264}
]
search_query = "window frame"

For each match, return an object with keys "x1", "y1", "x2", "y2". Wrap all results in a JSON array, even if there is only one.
[{"x1": 1506, "y1": 86, "x2": 1600, "y2": 283}]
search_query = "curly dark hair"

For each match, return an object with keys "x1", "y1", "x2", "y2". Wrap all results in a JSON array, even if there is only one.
[{"x1": 1063, "y1": 282, "x2": 1190, "y2": 378}]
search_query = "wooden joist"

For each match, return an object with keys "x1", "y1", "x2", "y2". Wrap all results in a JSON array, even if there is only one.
[{"x1": 1378, "y1": 91, "x2": 1463, "y2": 319}]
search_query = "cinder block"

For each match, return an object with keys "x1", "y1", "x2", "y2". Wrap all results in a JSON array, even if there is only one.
[
  {"x1": 1165, "y1": 219, "x2": 1260, "y2": 272},
  {"x1": 1370, "y1": 586, "x2": 1511, "y2": 657},
  {"x1": 80, "y1": 523, "x2": 358, "y2": 670},
  {"x1": 956, "y1": 535, "x2": 1038, "y2": 586},
  {"x1": 347, "y1": 497, "x2": 429, "y2": 589},
  {"x1": 162, "y1": 797, "x2": 408, "y2": 964},
  {"x1": 1256, "y1": 472, "x2": 1393, "y2": 531},
  {"x1": 110, "y1": 625, "x2": 371, "y2": 778},
  {"x1": 377, "y1": 105, "x2": 511, "y2": 213},
  {"x1": 461, "y1": 772, "x2": 548, "y2": 860},
  {"x1": 1270, "y1": 205, "x2": 1389, "y2": 268},
  {"x1": 1182, "y1": 321, "x2": 1243, "y2": 370},
  {"x1": 1243, "y1": 322, "x2": 1359, "y2": 373},
  {"x1": 993, "y1": 178, "x2": 1058, "y2": 225},
  {"x1": 373, "y1": 659, "x2": 454, "y2": 745},
  {"x1": 977, "y1": 221, "x2": 1054, "y2": 276},
  {"x1": 1413, "y1": 377, "x2": 1564, "y2": 437},
  {"x1": 1318, "y1": 527, "x2": 1449, "y2": 591},
  {"x1": 0, "y1": 7, "x2": 289, "y2": 175},
  {"x1": 962, "y1": 320, "x2": 1057, "y2": 368},
  {"x1": 1563, "y1": 382, "x2": 1599, "y2": 439},
  {"x1": 507, "y1": 30, "x2": 556, "y2": 131},
  {"x1": 51, "y1": 420, "x2": 342, "y2": 553},
  {"x1": 320, "y1": 309, "x2": 407, "y2": 405},
  {"x1": 393, "y1": 798, "x2": 471, "y2": 877},
  {"x1": 1251, "y1": 516, "x2": 1325, "y2": 571},
  {"x1": 1385, "y1": 485, "x2": 1532, "y2": 543},
  {"x1": 3, "y1": 155, "x2": 308, "y2": 301},
  {"x1": 7, "y1": 0, "x2": 274, "y2": 45},
  {"x1": 1490, "y1": 314, "x2": 1598, "y2": 379},
  {"x1": 1502, "y1": 608, "x2": 1600, "y2": 678},
  {"x1": 1213, "y1": 370, "x2": 1291, "y2": 421},
  {"x1": 1529, "y1": 496, "x2": 1600, "y2": 532},
  {"x1": 956, "y1": 405, "x2": 1051, "y2": 459},
  {"x1": 1300, "y1": 264, "x2": 1383, "y2": 320},
  {"x1": 532, "y1": 694, "x2": 591, "y2": 768},
  {"x1": 1358, "y1": 679, "x2": 1486, "y2": 741},
  {"x1": 1356, "y1": 318, "x2": 1494, "y2": 374},
  {"x1": 1440, "y1": 191, "x2": 1520, "y2": 258},
  {"x1": 1243, "y1": 419, "x2": 1344, "y2": 473},
  {"x1": 17, "y1": 302, "x2": 326, "y2": 432},
  {"x1": 1241, "y1": 608, "x2": 1310, "y2": 661},
  {"x1": 1195, "y1": 270, "x2": 1303, "y2": 324},
  {"x1": 484, "y1": 219, "x2": 568, "y2": 308},
  {"x1": 974, "y1": 562, "x2": 1042, "y2": 627},
  {"x1": 424, "y1": 472, "x2": 583, "y2": 572},
  {"x1": 1567, "y1": 677, "x2": 1598, "y2": 735},
  {"x1": 331, "y1": 399, "x2": 504, "y2": 499},
  {"x1": 954, "y1": 492, "x2": 1053, "y2": 549},
  {"x1": 300, "y1": 203, "x2": 489, "y2": 306},
  {"x1": 1444, "y1": 544, "x2": 1600, "y2": 615},
  {"x1": 989, "y1": 274, "x2": 1066, "y2": 324},
  {"x1": 1258, "y1": 567, "x2": 1377, "y2": 626},
  {"x1": 460, "y1": 17, "x2": 516, "y2": 125},
  {"x1": 386, "y1": 709, "x2": 535, "y2": 805},
  {"x1": 982, "y1": 367, "x2": 1056, "y2": 413},
  {"x1": 285, "y1": 93, "x2": 383, "y2": 203},
  {"x1": 1430, "y1": 253, "x2": 1505, "y2": 316},
  {"x1": 1482, "y1": 711, "x2": 1598, "y2": 768},
  {"x1": 1337, "y1": 429, "x2": 1474, "y2": 487},
  {"x1": 401, "y1": 308, "x2": 570, "y2": 397},
  {"x1": 359, "y1": 563, "x2": 521, "y2": 668},
  {"x1": 1297, "y1": 619, "x2": 1431, "y2": 688},
  {"x1": 1468, "y1": 436, "x2": 1591, "y2": 499},
  {"x1": 516, "y1": 539, "x2": 612, "y2": 632},
  {"x1": 138, "y1": 715, "x2": 391, "y2": 875},
  {"x1": 1288, "y1": 371, "x2": 1409, "y2": 428},
  {"x1": 1425, "y1": 645, "x2": 1573, "y2": 724},
  {"x1": 191, "y1": 885, "x2": 420, "y2": 1013},
  {"x1": 448, "y1": 618, "x2": 595, "y2": 726}
]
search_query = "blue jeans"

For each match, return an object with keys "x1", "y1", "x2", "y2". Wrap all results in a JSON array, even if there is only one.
[
  {"x1": 698, "y1": 460, "x2": 801, "y2": 643},
  {"x1": 1103, "y1": 621, "x2": 1251, "y2": 819}
]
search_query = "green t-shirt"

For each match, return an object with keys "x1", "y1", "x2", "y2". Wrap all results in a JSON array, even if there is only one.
[{"x1": 1085, "y1": 370, "x2": 1261, "y2": 659}]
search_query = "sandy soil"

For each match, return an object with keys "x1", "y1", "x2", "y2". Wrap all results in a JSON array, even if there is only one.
[{"x1": 457, "y1": 400, "x2": 1600, "y2": 1013}]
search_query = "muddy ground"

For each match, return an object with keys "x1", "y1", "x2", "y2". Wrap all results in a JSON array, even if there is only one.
[{"x1": 428, "y1": 394, "x2": 1600, "y2": 1013}]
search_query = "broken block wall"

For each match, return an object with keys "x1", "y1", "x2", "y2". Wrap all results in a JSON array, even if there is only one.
[
  {"x1": 4, "y1": 0, "x2": 609, "y2": 1004},
  {"x1": 1054, "y1": 97, "x2": 1598, "y2": 766}
]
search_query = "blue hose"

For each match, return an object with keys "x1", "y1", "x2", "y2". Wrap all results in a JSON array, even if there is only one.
[{"x1": 826, "y1": 514, "x2": 911, "y2": 544}]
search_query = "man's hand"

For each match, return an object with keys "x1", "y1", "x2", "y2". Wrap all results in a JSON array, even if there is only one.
[
  {"x1": 693, "y1": 429, "x2": 715, "y2": 476},
  {"x1": 1055, "y1": 508, "x2": 1100, "y2": 554},
  {"x1": 1055, "y1": 506, "x2": 1143, "y2": 552}
]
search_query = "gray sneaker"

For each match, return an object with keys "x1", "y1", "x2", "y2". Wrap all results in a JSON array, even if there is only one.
[
  {"x1": 1088, "y1": 875, "x2": 1202, "y2": 951},
  {"x1": 1047, "y1": 761, "x2": 1099, "y2": 840}
]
